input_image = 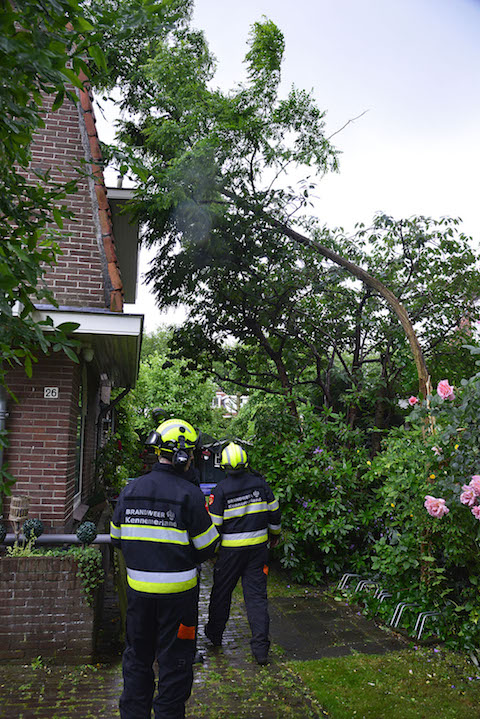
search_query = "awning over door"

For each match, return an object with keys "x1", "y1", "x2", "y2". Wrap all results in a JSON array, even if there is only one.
[{"x1": 31, "y1": 305, "x2": 144, "y2": 388}]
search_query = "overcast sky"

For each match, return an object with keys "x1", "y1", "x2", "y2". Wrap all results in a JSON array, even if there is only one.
[{"x1": 111, "y1": 0, "x2": 480, "y2": 330}]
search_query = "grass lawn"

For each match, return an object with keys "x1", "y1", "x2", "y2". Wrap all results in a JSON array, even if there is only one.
[
  {"x1": 267, "y1": 564, "x2": 480, "y2": 718},
  {"x1": 290, "y1": 647, "x2": 480, "y2": 719}
]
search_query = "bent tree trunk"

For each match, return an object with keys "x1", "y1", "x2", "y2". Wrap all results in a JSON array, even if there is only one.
[
  {"x1": 269, "y1": 219, "x2": 430, "y2": 399},
  {"x1": 221, "y1": 190, "x2": 429, "y2": 397}
]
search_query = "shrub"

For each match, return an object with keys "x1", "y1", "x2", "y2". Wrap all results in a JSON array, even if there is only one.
[
  {"x1": 363, "y1": 364, "x2": 480, "y2": 650},
  {"x1": 368, "y1": 425, "x2": 438, "y2": 588},
  {"x1": 249, "y1": 402, "x2": 379, "y2": 582}
]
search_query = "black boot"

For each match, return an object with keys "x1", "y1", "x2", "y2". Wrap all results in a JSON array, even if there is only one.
[{"x1": 204, "y1": 624, "x2": 222, "y2": 647}]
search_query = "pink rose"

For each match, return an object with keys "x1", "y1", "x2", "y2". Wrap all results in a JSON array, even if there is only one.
[
  {"x1": 470, "y1": 475, "x2": 480, "y2": 496},
  {"x1": 424, "y1": 495, "x2": 450, "y2": 518},
  {"x1": 471, "y1": 506, "x2": 480, "y2": 521},
  {"x1": 408, "y1": 396, "x2": 419, "y2": 406},
  {"x1": 437, "y1": 379, "x2": 455, "y2": 401},
  {"x1": 460, "y1": 485, "x2": 477, "y2": 507}
]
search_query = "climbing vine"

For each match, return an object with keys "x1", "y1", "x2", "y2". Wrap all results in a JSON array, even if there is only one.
[{"x1": 63, "y1": 546, "x2": 104, "y2": 607}]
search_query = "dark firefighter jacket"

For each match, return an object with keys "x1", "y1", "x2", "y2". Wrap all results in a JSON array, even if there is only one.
[
  {"x1": 110, "y1": 462, "x2": 219, "y2": 595},
  {"x1": 208, "y1": 470, "x2": 281, "y2": 549}
]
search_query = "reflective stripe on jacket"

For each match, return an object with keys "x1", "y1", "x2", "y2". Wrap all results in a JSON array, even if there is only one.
[
  {"x1": 209, "y1": 470, "x2": 281, "y2": 549},
  {"x1": 110, "y1": 462, "x2": 219, "y2": 594}
]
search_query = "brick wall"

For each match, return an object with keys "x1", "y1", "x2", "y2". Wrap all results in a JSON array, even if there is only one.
[
  {"x1": 4, "y1": 351, "x2": 102, "y2": 533},
  {"x1": 5, "y1": 355, "x2": 82, "y2": 531},
  {"x1": 0, "y1": 556, "x2": 97, "y2": 663},
  {"x1": 27, "y1": 91, "x2": 108, "y2": 309}
]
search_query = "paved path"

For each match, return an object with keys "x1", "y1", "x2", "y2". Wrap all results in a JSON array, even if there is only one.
[
  {"x1": 269, "y1": 594, "x2": 407, "y2": 661},
  {"x1": 0, "y1": 563, "x2": 407, "y2": 718}
]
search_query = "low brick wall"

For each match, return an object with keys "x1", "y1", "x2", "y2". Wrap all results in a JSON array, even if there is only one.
[{"x1": 0, "y1": 556, "x2": 96, "y2": 663}]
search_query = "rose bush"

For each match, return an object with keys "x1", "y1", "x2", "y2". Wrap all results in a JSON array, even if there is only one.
[{"x1": 365, "y1": 366, "x2": 480, "y2": 649}]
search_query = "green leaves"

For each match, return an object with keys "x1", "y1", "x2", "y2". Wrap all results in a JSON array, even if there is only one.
[
  {"x1": 88, "y1": 44, "x2": 107, "y2": 71},
  {"x1": 243, "y1": 399, "x2": 376, "y2": 582},
  {"x1": 0, "y1": 0, "x2": 101, "y2": 395},
  {"x1": 130, "y1": 328, "x2": 220, "y2": 437},
  {"x1": 245, "y1": 18, "x2": 285, "y2": 98},
  {"x1": 52, "y1": 207, "x2": 64, "y2": 228}
]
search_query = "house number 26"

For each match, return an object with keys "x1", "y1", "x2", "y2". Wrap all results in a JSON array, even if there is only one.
[{"x1": 44, "y1": 387, "x2": 59, "y2": 399}]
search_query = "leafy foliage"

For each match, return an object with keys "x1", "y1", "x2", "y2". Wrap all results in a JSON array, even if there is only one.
[
  {"x1": 95, "y1": 394, "x2": 145, "y2": 495},
  {"x1": 67, "y1": 546, "x2": 104, "y2": 605},
  {"x1": 130, "y1": 328, "x2": 229, "y2": 438},
  {"x1": 243, "y1": 399, "x2": 379, "y2": 583},
  {"x1": 368, "y1": 425, "x2": 439, "y2": 584},
  {"x1": 0, "y1": 0, "x2": 107, "y2": 387},
  {"x1": 0, "y1": 0, "x2": 107, "y2": 496},
  {"x1": 92, "y1": 7, "x2": 480, "y2": 435},
  {"x1": 90, "y1": 9, "x2": 342, "y2": 412},
  {"x1": 357, "y1": 358, "x2": 480, "y2": 650}
]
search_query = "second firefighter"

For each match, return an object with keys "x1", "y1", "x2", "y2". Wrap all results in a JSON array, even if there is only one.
[{"x1": 204, "y1": 442, "x2": 281, "y2": 665}]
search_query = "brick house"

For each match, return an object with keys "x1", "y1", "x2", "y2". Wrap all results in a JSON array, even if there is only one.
[{"x1": 2, "y1": 75, "x2": 143, "y2": 533}]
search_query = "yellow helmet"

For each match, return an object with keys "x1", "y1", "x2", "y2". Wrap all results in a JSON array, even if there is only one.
[
  {"x1": 220, "y1": 442, "x2": 248, "y2": 472},
  {"x1": 145, "y1": 418, "x2": 199, "y2": 455}
]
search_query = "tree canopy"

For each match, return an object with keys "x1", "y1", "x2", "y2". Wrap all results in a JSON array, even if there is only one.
[
  {"x1": 131, "y1": 328, "x2": 228, "y2": 438},
  {"x1": 90, "y1": 3, "x2": 480, "y2": 418}
]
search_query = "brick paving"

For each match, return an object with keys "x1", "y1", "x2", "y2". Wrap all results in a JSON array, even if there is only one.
[{"x1": 0, "y1": 562, "x2": 408, "y2": 718}]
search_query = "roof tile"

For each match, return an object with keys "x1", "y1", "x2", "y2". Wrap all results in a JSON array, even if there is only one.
[{"x1": 77, "y1": 72, "x2": 125, "y2": 313}]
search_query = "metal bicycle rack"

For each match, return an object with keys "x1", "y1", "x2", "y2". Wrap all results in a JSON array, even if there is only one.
[
  {"x1": 337, "y1": 574, "x2": 383, "y2": 596},
  {"x1": 389, "y1": 602, "x2": 420, "y2": 628},
  {"x1": 337, "y1": 572, "x2": 444, "y2": 640},
  {"x1": 355, "y1": 579, "x2": 378, "y2": 593},
  {"x1": 414, "y1": 610, "x2": 441, "y2": 639},
  {"x1": 337, "y1": 573, "x2": 362, "y2": 590}
]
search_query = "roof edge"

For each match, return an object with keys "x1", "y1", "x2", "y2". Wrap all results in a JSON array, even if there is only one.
[{"x1": 77, "y1": 70, "x2": 124, "y2": 313}]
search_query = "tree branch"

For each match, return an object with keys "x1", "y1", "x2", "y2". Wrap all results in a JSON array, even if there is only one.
[
  {"x1": 327, "y1": 110, "x2": 369, "y2": 141},
  {"x1": 222, "y1": 189, "x2": 430, "y2": 398}
]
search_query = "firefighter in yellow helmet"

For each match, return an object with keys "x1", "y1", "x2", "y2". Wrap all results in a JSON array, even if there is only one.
[
  {"x1": 110, "y1": 418, "x2": 219, "y2": 719},
  {"x1": 204, "y1": 442, "x2": 281, "y2": 665}
]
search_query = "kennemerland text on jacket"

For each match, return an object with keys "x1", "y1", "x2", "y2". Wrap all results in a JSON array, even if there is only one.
[
  {"x1": 110, "y1": 462, "x2": 219, "y2": 594},
  {"x1": 208, "y1": 470, "x2": 281, "y2": 548}
]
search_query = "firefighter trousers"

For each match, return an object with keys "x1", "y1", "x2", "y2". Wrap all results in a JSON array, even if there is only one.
[
  {"x1": 206, "y1": 544, "x2": 270, "y2": 659},
  {"x1": 120, "y1": 586, "x2": 198, "y2": 719}
]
